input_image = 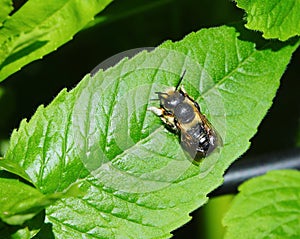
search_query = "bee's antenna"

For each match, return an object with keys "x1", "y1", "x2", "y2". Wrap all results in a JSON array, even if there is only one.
[
  {"x1": 151, "y1": 92, "x2": 168, "y2": 101},
  {"x1": 155, "y1": 92, "x2": 168, "y2": 96},
  {"x1": 175, "y1": 70, "x2": 186, "y2": 90},
  {"x1": 150, "y1": 98, "x2": 160, "y2": 101}
]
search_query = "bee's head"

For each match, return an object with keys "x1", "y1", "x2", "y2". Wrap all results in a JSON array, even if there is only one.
[
  {"x1": 152, "y1": 70, "x2": 187, "y2": 112},
  {"x1": 156, "y1": 90, "x2": 185, "y2": 112}
]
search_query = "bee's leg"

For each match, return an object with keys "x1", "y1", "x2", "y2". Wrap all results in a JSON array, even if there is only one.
[
  {"x1": 147, "y1": 106, "x2": 164, "y2": 116},
  {"x1": 193, "y1": 101, "x2": 200, "y2": 111},
  {"x1": 148, "y1": 107, "x2": 178, "y2": 131},
  {"x1": 163, "y1": 115, "x2": 177, "y2": 131}
]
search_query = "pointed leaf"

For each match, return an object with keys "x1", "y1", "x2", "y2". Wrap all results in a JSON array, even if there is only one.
[
  {"x1": 0, "y1": 178, "x2": 49, "y2": 225},
  {"x1": 0, "y1": 0, "x2": 112, "y2": 82},
  {"x1": 0, "y1": 177, "x2": 84, "y2": 227},
  {"x1": 223, "y1": 170, "x2": 300, "y2": 239},
  {"x1": 0, "y1": 0, "x2": 13, "y2": 26},
  {"x1": 236, "y1": 0, "x2": 300, "y2": 41},
  {"x1": 3, "y1": 25, "x2": 299, "y2": 238}
]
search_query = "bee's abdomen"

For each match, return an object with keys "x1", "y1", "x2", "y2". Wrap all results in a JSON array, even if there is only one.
[{"x1": 187, "y1": 123, "x2": 210, "y2": 152}]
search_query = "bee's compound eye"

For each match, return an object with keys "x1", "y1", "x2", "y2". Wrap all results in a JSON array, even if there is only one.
[
  {"x1": 174, "y1": 103, "x2": 195, "y2": 123},
  {"x1": 164, "y1": 92, "x2": 184, "y2": 109}
]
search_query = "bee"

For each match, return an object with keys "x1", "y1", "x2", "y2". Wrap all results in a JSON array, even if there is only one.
[{"x1": 148, "y1": 71, "x2": 221, "y2": 161}]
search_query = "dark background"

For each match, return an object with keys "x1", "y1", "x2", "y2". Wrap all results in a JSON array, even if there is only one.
[{"x1": 1, "y1": 0, "x2": 299, "y2": 238}]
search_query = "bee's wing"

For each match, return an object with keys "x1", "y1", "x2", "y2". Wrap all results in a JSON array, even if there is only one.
[
  {"x1": 197, "y1": 112, "x2": 223, "y2": 148},
  {"x1": 175, "y1": 122, "x2": 203, "y2": 160}
]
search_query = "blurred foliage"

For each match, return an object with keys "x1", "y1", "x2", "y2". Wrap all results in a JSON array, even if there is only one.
[
  {"x1": 223, "y1": 170, "x2": 300, "y2": 239},
  {"x1": 236, "y1": 0, "x2": 300, "y2": 40}
]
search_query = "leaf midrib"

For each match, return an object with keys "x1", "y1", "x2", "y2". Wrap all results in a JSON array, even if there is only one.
[
  {"x1": 197, "y1": 43, "x2": 258, "y2": 101},
  {"x1": 99, "y1": 44, "x2": 260, "y2": 167}
]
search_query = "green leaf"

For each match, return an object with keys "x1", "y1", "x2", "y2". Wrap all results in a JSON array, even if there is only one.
[
  {"x1": 0, "y1": 0, "x2": 113, "y2": 82},
  {"x1": 0, "y1": 0, "x2": 13, "y2": 26},
  {"x1": 0, "y1": 158, "x2": 32, "y2": 182},
  {"x1": 2, "y1": 25, "x2": 299, "y2": 238},
  {"x1": 0, "y1": 140, "x2": 9, "y2": 156},
  {"x1": 0, "y1": 181, "x2": 45, "y2": 239},
  {"x1": 0, "y1": 205, "x2": 45, "y2": 239},
  {"x1": 223, "y1": 170, "x2": 300, "y2": 239},
  {"x1": 236, "y1": 0, "x2": 300, "y2": 41},
  {"x1": 0, "y1": 178, "x2": 50, "y2": 225},
  {"x1": 0, "y1": 177, "x2": 84, "y2": 226}
]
